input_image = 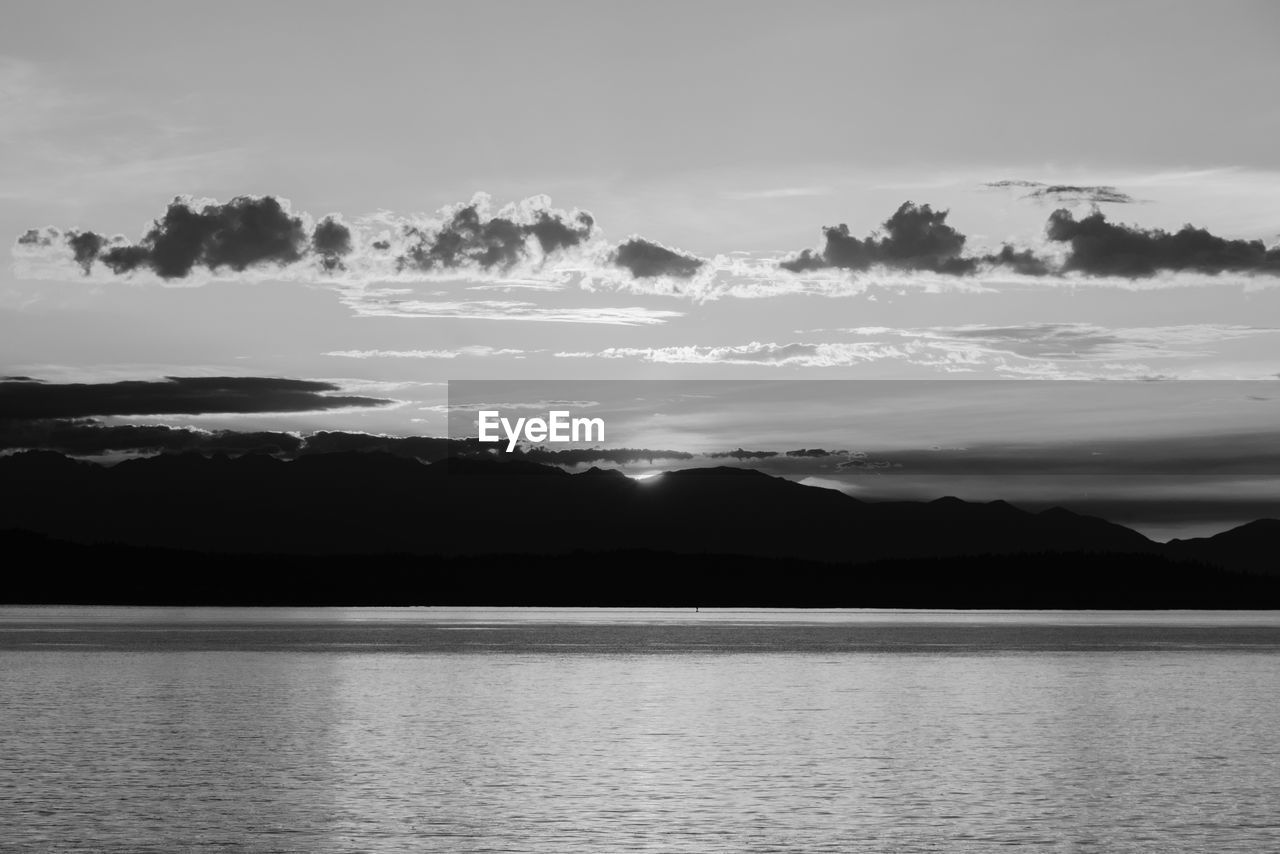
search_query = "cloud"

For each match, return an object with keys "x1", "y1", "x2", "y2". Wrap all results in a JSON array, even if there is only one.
[
  {"x1": 443, "y1": 400, "x2": 600, "y2": 412},
  {"x1": 780, "y1": 201, "x2": 1049, "y2": 277},
  {"x1": 986, "y1": 179, "x2": 1137, "y2": 205},
  {"x1": 1046, "y1": 209, "x2": 1280, "y2": 277},
  {"x1": 981, "y1": 245, "x2": 1051, "y2": 276},
  {"x1": 67, "y1": 231, "x2": 106, "y2": 274},
  {"x1": 397, "y1": 197, "x2": 594, "y2": 272},
  {"x1": 312, "y1": 216, "x2": 353, "y2": 272},
  {"x1": 900, "y1": 323, "x2": 1272, "y2": 362},
  {"x1": 16, "y1": 193, "x2": 600, "y2": 283},
  {"x1": 20, "y1": 192, "x2": 1280, "y2": 308},
  {"x1": 707, "y1": 448, "x2": 779, "y2": 460},
  {"x1": 610, "y1": 237, "x2": 706, "y2": 279},
  {"x1": 0, "y1": 376, "x2": 392, "y2": 420},
  {"x1": 336, "y1": 293, "x2": 682, "y2": 325},
  {"x1": 571, "y1": 341, "x2": 910, "y2": 367},
  {"x1": 0, "y1": 419, "x2": 304, "y2": 456},
  {"x1": 780, "y1": 202, "x2": 975, "y2": 275},
  {"x1": 100, "y1": 196, "x2": 310, "y2": 278},
  {"x1": 325, "y1": 346, "x2": 528, "y2": 359},
  {"x1": 555, "y1": 324, "x2": 1275, "y2": 375}
]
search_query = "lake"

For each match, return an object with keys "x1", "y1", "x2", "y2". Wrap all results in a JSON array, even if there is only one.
[{"x1": 2, "y1": 607, "x2": 1279, "y2": 852}]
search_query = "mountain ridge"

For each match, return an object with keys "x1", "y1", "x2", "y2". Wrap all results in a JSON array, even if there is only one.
[{"x1": 0, "y1": 450, "x2": 1272, "y2": 578}]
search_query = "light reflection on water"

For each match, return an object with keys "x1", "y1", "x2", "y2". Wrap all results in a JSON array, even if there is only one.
[{"x1": 2, "y1": 608, "x2": 1279, "y2": 853}]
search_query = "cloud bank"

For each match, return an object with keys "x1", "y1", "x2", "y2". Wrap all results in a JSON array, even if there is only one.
[
  {"x1": 16, "y1": 194, "x2": 1280, "y2": 313},
  {"x1": 15, "y1": 193, "x2": 704, "y2": 287},
  {"x1": 1046, "y1": 209, "x2": 1280, "y2": 277},
  {"x1": 0, "y1": 376, "x2": 392, "y2": 420}
]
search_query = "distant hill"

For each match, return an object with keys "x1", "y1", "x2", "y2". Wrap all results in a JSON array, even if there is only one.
[
  {"x1": 1166, "y1": 520, "x2": 1280, "y2": 577},
  {"x1": 0, "y1": 450, "x2": 1276, "y2": 606}
]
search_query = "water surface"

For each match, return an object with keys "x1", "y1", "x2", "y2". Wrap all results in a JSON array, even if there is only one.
[{"x1": 3, "y1": 607, "x2": 1279, "y2": 852}]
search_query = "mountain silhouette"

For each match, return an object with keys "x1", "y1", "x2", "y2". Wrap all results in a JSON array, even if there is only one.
[
  {"x1": 1166, "y1": 520, "x2": 1280, "y2": 577},
  {"x1": 1, "y1": 450, "x2": 1276, "y2": 605}
]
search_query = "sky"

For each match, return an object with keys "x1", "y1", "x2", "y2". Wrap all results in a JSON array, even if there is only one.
[{"x1": 3, "y1": 0, "x2": 1280, "y2": 538}]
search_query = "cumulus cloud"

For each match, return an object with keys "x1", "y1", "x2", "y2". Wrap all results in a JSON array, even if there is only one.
[
  {"x1": 0, "y1": 376, "x2": 392, "y2": 420},
  {"x1": 1046, "y1": 209, "x2": 1280, "y2": 277},
  {"x1": 779, "y1": 201, "x2": 1050, "y2": 277},
  {"x1": 312, "y1": 215, "x2": 353, "y2": 271},
  {"x1": 397, "y1": 198, "x2": 594, "y2": 272},
  {"x1": 101, "y1": 196, "x2": 308, "y2": 278},
  {"x1": 15, "y1": 193, "x2": 601, "y2": 283},
  {"x1": 610, "y1": 237, "x2": 706, "y2": 279},
  {"x1": 781, "y1": 202, "x2": 975, "y2": 274},
  {"x1": 19, "y1": 193, "x2": 1280, "y2": 306}
]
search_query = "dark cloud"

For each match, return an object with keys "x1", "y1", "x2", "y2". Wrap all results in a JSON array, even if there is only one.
[
  {"x1": 0, "y1": 419, "x2": 304, "y2": 456},
  {"x1": 100, "y1": 244, "x2": 150, "y2": 275},
  {"x1": 0, "y1": 423, "x2": 468, "y2": 459},
  {"x1": 838, "y1": 453, "x2": 897, "y2": 472},
  {"x1": 66, "y1": 231, "x2": 106, "y2": 274},
  {"x1": 985, "y1": 180, "x2": 1043, "y2": 190},
  {"x1": 1047, "y1": 209, "x2": 1280, "y2": 277},
  {"x1": 0, "y1": 376, "x2": 391, "y2": 421},
  {"x1": 398, "y1": 203, "x2": 594, "y2": 272},
  {"x1": 978, "y1": 245, "x2": 1051, "y2": 276},
  {"x1": 312, "y1": 216, "x2": 353, "y2": 272},
  {"x1": 986, "y1": 180, "x2": 1137, "y2": 205},
  {"x1": 610, "y1": 238, "x2": 705, "y2": 279},
  {"x1": 17, "y1": 228, "x2": 56, "y2": 246},
  {"x1": 36, "y1": 196, "x2": 311, "y2": 278},
  {"x1": 786, "y1": 448, "x2": 843, "y2": 458},
  {"x1": 134, "y1": 196, "x2": 306, "y2": 277},
  {"x1": 531, "y1": 210, "x2": 596, "y2": 253},
  {"x1": 707, "y1": 448, "x2": 779, "y2": 460},
  {"x1": 1028, "y1": 185, "x2": 1136, "y2": 205},
  {"x1": 781, "y1": 202, "x2": 978, "y2": 275}
]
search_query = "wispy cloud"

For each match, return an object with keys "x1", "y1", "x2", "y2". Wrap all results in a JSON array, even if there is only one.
[
  {"x1": 722, "y1": 186, "x2": 833, "y2": 201},
  {"x1": 557, "y1": 342, "x2": 911, "y2": 368},
  {"x1": 335, "y1": 292, "x2": 682, "y2": 326},
  {"x1": 554, "y1": 324, "x2": 1278, "y2": 376},
  {"x1": 325, "y1": 346, "x2": 530, "y2": 359},
  {"x1": 986, "y1": 179, "x2": 1138, "y2": 205}
]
